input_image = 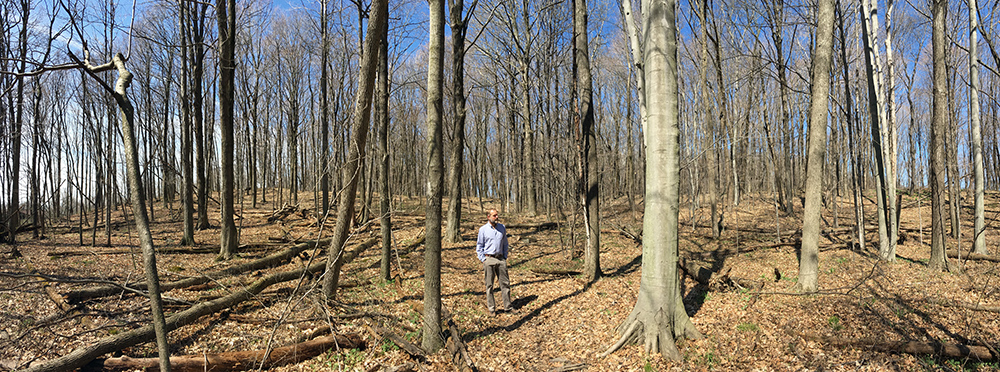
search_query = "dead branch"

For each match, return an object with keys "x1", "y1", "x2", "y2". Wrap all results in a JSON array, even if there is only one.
[
  {"x1": 369, "y1": 325, "x2": 425, "y2": 358},
  {"x1": 948, "y1": 251, "x2": 1000, "y2": 262},
  {"x1": 506, "y1": 222, "x2": 558, "y2": 231},
  {"x1": 791, "y1": 330, "x2": 997, "y2": 361},
  {"x1": 21, "y1": 259, "x2": 330, "y2": 372},
  {"x1": 531, "y1": 268, "x2": 582, "y2": 276},
  {"x1": 442, "y1": 305, "x2": 474, "y2": 371},
  {"x1": 923, "y1": 296, "x2": 1000, "y2": 313},
  {"x1": 63, "y1": 238, "x2": 335, "y2": 303},
  {"x1": 267, "y1": 205, "x2": 299, "y2": 223},
  {"x1": 89, "y1": 333, "x2": 363, "y2": 372}
]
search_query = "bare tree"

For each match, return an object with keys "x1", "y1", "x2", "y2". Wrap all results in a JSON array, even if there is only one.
[
  {"x1": 602, "y1": 0, "x2": 702, "y2": 359},
  {"x1": 575, "y1": 0, "x2": 600, "y2": 282},
  {"x1": 423, "y1": 0, "x2": 446, "y2": 352},
  {"x1": 217, "y1": 0, "x2": 237, "y2": 259},
  {"x1": 929, "y1": 0, "x2": 950, "y2": 272},
  {"x1": 798, "y1": 0, "x2": 836, "y2": 293},
  {"x1": 321, "y1": 0, "x2": 387, "y2": 301},
  {"x1": 969, "y1": 0, "x2": 986, "y2": 255}
]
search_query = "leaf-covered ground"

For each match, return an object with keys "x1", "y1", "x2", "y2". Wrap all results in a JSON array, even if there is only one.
[{"x1": 2, "y1": 190, "x2": 999, "y2": 371}]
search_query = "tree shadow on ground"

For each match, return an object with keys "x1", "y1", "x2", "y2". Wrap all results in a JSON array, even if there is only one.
[{"x1": 462, "y1": 282, "x2": 592, "y2": 343}]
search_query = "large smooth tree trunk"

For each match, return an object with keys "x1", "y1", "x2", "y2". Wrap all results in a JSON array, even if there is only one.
[
  {"x1": 423, "y1": 0, "x2": 446, "y2": 352},
  {"x1": 798, "y1": 0, "x2": 836, "y2": 293},
  {"x1": 604, "y1": 0, "x2": 702, "y2": 359},
  {"x1": 929, "y1": 0, "x2": 950, "y2": 272}
]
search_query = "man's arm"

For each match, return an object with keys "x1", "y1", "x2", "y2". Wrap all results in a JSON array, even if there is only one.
[
  {"x1": 500, "y1": 225, "x2": 509, "y2": 259},
  {"x1": 475, "y1": 226, "x2": 486, "y2": 262}
]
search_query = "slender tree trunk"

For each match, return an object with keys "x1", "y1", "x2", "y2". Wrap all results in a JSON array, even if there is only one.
[
  {"x1": 423, "y1": 0, "x2": 446, "y2": 352},
  {"x1": 193, "y1": 3, "x2": 210, "y2": 230},
  {"x1": 860, "y1": 0, "x2": 895, "y2": 261},
  {"x1": 836, "y1": 1, "x2": 864, "y2": 249},
  {"x1": 575, "y1": 0, "x2": 600, "y2": 282},
  {"x1": 6, "y1": 0, "x2": 28, "y2": 246},
  {"x1": 321, "y1": 0, "x2": 387, "y2": 300},
  {"x1": 799, "y1": 0, "x2": 835, "y2": 293},
  {"x1": 377, "y1": 28, "x2": 392, "y2": 282},
  {"x1": 320, "y1": 0, "x2": 331, "y2": 217},
  {"x1": 179, "y1": 0, "x2": 195, "y2": 246},
  {"x1": 969, "y1": 0, "x2": 986, "y2": 254},
  {"x1": 444, "y1": 0, "x2": 469, "y2": 243},
  {"x1": 217, "y1": 0, "x2": 237, "y2": 260},
  {"x1": 78, "y1": 52, "x2": 173, "y2": 372},
  {"x1": 929, "y1": 0, "x2": 950, "y2": 272}
]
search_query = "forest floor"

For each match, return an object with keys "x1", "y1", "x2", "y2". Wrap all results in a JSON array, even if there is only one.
[{"x1": 2, "y1": 189, "x2": 1000, "y2": 371}]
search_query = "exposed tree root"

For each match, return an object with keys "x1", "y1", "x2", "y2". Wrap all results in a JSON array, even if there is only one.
[{"x1": 87, "y1": 333, "x2": 363, "y2": 372}]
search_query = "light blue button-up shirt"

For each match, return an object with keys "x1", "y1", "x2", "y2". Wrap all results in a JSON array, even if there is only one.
[{"x1": 476, "y1": 222, "x2": 508, "y2": 262}]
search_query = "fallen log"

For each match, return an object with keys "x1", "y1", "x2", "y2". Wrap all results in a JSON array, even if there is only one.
[
  {"x1": 793, "y1": 331, "x2": 997, "y2": 361},
  {"x1": 506, "y1": 222, "x2": 558, "y2": 231},
  {"x1": 22, "y1": 259, "x2": 330, "y2": 372},
  {"x1": 88, "y1": 333, "x2": 363, "y2": 372},
  {"x1": 48, "y1": 246, "x2": 219, "y2": 258},
  {"x1": 64, "y1": 238, "x2": 337, "y2": 303},
  {"x1": 948, "y1": 251, "x2": 1000, "y2": 262},
  {"x1": 530, "y1": 268, "x2": 581, "y2": 276}
]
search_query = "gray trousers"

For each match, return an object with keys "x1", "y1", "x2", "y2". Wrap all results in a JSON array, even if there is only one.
[{"x1": 483, "y1": 256, "x2": 511, "y2": 312}]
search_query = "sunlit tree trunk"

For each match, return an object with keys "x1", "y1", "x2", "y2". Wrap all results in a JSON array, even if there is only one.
[
  {"x1": 969, "y1": 0, "x2": 986, "y2": 254},
  {"x1": 423, "y1": 0, "x2": 446, "y2": 352},
  {"x1": 575, "y1": 0, "x2": 600, "y2": 282},
  {"x1": 929, "y1": 0, "x2": 950, "y2": 272},
  {"x1": 321, "y1": 0, "x2": 387, "y2": 301},
  {"x1": 799, "y1": 0, "x2": 836, "y2": 293},
  {"x1": 603, "y1": 0, "x2": 702, "y2": 359}
]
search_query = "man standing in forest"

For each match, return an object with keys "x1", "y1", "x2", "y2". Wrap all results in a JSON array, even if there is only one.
[{"x1": 477, "y1": 209, "x2": 512, "y2": 315}]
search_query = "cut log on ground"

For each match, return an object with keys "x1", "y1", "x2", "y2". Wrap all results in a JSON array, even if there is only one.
[
  {"x1": 791, "y1": 330, "x2": 998, "y2": 361},
  {"x1": 21, "y1": 259, "x2": 330, "y2": 372},
  {"x1": 63, "y1": 238, "x2": 340, "y2": 303},
  {"x1": 87, "y1": 333, "x2": 363, "y2": 372}
]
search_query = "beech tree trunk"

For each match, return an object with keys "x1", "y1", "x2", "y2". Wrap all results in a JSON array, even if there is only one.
[
  {"x1": 605, "y1": 0, "x2": 702, "y2": 359},
  {"x1": 969, "y1": 0, "x2": 986, "y2": 254}
]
